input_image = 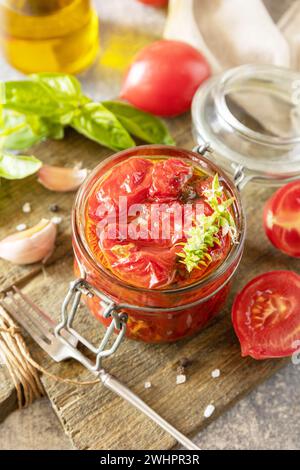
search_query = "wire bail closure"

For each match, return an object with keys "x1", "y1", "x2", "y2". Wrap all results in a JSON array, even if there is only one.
[
  {"x1": 193, "y1": 142, "x2": 252, "y2": 191},
  {"x1": 55, "y1": 279, "x2": 127, "y2": 372}
]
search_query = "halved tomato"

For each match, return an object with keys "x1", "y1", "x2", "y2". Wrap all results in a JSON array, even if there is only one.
[
  {"x1": 232, "y1": 271, "x2": 300, "y2": 359},
  {"x1": 264, "y1": 180, "x2": 300, "y2": 258},
  {"x1": 149, "y1": 158, "x2": 193, "y2": 201}
]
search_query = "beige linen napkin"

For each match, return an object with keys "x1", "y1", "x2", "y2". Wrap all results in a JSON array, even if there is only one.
[
  {"x1": 164, "y1": 0, "x2": 300, "y2": 139},
  {"x1": 279, "y1": 0, "x2": 300, "y2": 70},
  {"x1": 164, "y1": 0, "x2": 291, "y2": 72}
]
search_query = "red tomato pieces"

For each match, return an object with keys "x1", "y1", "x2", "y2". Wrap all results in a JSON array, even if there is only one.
[
  {"x1": 264, "y1": 180, "x2": 300, "y2": 258},
  {"x1": 100, "y1": 224, "x2": 176, "y2": 288},
  {"x1": 232, "y1": 271, "x2": 300, "y2": 359},
  {"x1": 149, "y1": 158, "x2": 193, "y2": 201},
  {"x1": 86, "y1": 157, "x2": 232, "y2": 290},
  {"x1": 97, "y1": 158, "x2": 153, "y2": 208},
  {"x1": 121, "y1": 40, "x2": 211, "y2": 117}
]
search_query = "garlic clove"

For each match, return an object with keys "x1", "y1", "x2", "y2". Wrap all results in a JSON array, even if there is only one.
[
  {"x1": 0, "y1": 219, "x2": 57, "y2": 265},
  {"x1": 38, "y1": 165, "x2": 88, "y2": 192}
]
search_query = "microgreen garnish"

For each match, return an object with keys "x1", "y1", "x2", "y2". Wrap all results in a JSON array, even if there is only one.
[{"x1": 178, "y1": 174, "x2": 237, "y2": 273}]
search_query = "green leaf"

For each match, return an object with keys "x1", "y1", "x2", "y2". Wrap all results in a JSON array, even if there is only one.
[
  {"x1": 0, "y1": 110, "x2": 42, "y2": 150},
  {"x1": 0, "y1": 152, "x2": 42, "y2": 179},
  {"x1": 102, "y1": 100, "x2": 175, "y2": 145},
  {"x1": 1, "y1": 80, "x2": 76, "y2": 124},
  {"x1": 71, "y1": 102, "x2": 135, "y2": 151},
  {"x1": 30, "y1": 73, "x2": 83, "y2": 105},
  {"x1": 0, "y1": 110, "x2": 64, "y2": 150},
  {"x1": 44, "y1": 120, "x2": 64, "y2": 140}
]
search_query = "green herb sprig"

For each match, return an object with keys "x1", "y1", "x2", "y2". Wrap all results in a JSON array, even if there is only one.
[
  {"x1": 177, "y1": 174, "x2": 237, "y2": 273},
  {"x1": 0, "y1": 73, "x2": 175, "y2": 181}
]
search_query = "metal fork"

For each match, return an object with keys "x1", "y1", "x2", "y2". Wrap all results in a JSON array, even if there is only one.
[{"x1": 0, "y1": 285, "x2": 200, "y2": 451}]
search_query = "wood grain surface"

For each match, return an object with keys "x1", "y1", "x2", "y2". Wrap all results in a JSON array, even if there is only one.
[{"x1": 0, "y1": 112, "x2": 297, "y2": 449}]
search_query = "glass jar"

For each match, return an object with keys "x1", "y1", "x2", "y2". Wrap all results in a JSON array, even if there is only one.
[
  {"x1": 192, "y1": 64, "x2": 300, "y2": 189},
  {"x1": 72, "y1": 146, "x2": 245, "y2": 343},
  {"x1": 0, "y1": 0, "x2": 99, "y2": 74},
  {"x1": 67, "y1": 64, "x2": 298, "y2": 349}
]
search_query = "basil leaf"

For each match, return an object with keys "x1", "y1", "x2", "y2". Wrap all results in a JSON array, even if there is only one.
[
  {"x1": 71, "y1": 102, "x2": 135, "y2": 151},
  {"x1": 0, "y1": 110, "x2": 64, "y2": 150},
  {"x1": 44, "y1": 120, "x2": 64, "y2": 140},
  {"x1": 0, "y1": 152, "x2": 42, "y2": 179},
  {"x1": 102, "y1": 100, "x2": 175, "y2": 145},
  {"x1": 1, "y1": 81, "x2": 76, "y2": 124},
  {"x1": 30, "y1": 73, "x2": 83, "y2": 105},
  {"x1": 1, "y1": 110, "x2": 43, "y2": 150}
]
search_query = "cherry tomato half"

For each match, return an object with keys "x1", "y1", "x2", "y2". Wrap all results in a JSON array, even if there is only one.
[
  {"x1": 121, "y1": 40, "x2": 211, "y2": 117},
  {"x1": 264, "y1": 180, "x2": 300, "y2": 258},
  {"x1": 137, "y1": 0, "x2": 168, "y2": 7},
  {"x1": 232, "y1": 271, "x2": 300, "y2": 359}
]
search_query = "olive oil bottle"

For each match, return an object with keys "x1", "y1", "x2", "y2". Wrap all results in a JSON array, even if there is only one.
[{"x1": 0, "y1": 0, "x2": 99, "y2": 74}]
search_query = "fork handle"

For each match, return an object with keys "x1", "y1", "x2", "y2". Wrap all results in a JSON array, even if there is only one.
[{"x1": 99, "y1": 370, "x2": 200, "y2": 451}]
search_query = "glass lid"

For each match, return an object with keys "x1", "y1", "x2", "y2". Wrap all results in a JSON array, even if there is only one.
[{"x1": 192, "y1": 64, "x2": 300, "y2": 187}]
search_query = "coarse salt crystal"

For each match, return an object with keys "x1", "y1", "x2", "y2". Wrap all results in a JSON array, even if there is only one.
[
  {"x1": 204, "y1": 404, "x2": 215, "y2": 418},
  {"x1": 144, "y1": 381, "x2": 152, "y2": 389},
  {"x1": 211, "y1": 369, "x2": 220, "y2": 379},
  {"x1": 16, "y1": 223, "x2": 27, "y2": 231},
  {"x1": 51, "y1": 216, "x2": 62, "y2": 225},
  {"x1": 176, "y1": 374, "x2": 186, "y2": 385},
  {"x1": 22, "y1": 202, "x2": 31, "y2": 213}
]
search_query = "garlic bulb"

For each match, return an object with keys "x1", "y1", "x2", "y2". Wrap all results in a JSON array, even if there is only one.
[
  {"x1": 0, "y1": 219, "x2": 57, "y2": 265},
  {"x1": 38, "y1": 165, "x2": 87, "y2": 192}
]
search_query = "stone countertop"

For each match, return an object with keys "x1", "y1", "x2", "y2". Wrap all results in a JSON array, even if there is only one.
[{"x1": 0, "y1": 0, "x2": 299, "y2": 450}]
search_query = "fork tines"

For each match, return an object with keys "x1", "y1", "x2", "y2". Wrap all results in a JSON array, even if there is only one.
[{"x1": 0, "y1": 286, "x2": 55, "y2": 348}]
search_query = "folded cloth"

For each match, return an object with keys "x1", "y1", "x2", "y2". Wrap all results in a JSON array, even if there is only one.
[
  {"x1": 279, "y1": 0, "x2": 300, "y2": 70},
  {"x1": 163, "y1": 0, "x2": 221, "y2": 72},
  {"x1": 164, "y1": 0, "x2": 300, "y2": 140},
  {"x1": 164, "y1": 0, "x2": 290, "y2": 71}
]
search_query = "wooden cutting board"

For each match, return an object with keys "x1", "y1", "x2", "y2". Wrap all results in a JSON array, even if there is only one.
[{"x1": 0, "y1": 114, "x2": 296, "y2": 449}]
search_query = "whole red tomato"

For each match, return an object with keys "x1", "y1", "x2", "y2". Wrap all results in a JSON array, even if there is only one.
[
  {"x1": 121, "y1": 40, "x2": 211, "y2": 117},
  {"x1": 137, "y1": 0, "x2": 168, "y2": 6}
]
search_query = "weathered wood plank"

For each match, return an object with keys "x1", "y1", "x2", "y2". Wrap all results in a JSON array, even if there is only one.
[{"x1": 0, "y1": 368, "x2": 17, "y2": 423}]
